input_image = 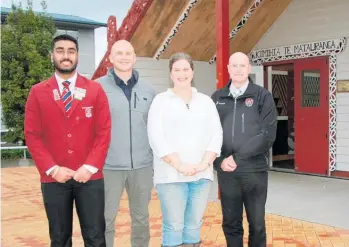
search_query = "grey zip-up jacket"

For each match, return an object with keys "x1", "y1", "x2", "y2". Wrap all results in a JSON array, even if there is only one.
[{"x1": 97, "y1": 69, "x2": 156, "y2": 170}]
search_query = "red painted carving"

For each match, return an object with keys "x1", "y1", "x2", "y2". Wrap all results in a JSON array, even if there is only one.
[
  {"x1": 92, "y1": 0, "x2": 153, "y2": 80},
  {"x1": 119, "y1": 0, "x2": 153, "y2": 40},
  {"x1": 92, "y1": 16, "x2": 119, "y2": 80}
]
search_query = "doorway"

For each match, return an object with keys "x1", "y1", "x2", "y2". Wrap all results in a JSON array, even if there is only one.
[
  {"x1": 266, "y1": 64, "x2": 295, "y2": 170},
  {"x1": 264, "y1": 57, "x2": 329, "y2": 175}
]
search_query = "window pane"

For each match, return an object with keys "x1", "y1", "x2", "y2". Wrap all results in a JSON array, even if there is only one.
[
  {"x1": 54, "y1": 29, "x2": 79, "y2": 40},
  {"x1": 55, "y1": 29, "x2": 67, "y2": 36},
  {"x1": 301, "y1": 70, "x2": 320, "y2": 107},
  {"x1": 67, "y1": 30, "x2": 79, "y2": 40}
]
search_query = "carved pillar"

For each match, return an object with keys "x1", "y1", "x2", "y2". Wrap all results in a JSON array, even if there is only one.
[{"x1": 91, "y1": 16, "x2": 119, "y2": 80}]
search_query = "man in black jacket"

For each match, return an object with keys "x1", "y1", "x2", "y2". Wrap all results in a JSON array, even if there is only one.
[{"x1": 212, "y1": 52, "x2": 277, "y2": 247}]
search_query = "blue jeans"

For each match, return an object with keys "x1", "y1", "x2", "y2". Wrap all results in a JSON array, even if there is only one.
[{"x1": 155, "y1": 179, "x2": 211, "y2": 247}]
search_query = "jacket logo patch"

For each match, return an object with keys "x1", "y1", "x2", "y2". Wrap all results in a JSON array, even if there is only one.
[
  {"x1": 82, "y1": 106, "x2": 93, "y2": 118},
  {"x1": 216, "y1": 101, "x2": 226, "y2": 105},
  {"x1": 245, "y1": 98, "x2": 254, "y2": 107}
]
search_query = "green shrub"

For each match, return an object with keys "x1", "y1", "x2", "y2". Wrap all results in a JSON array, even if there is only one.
[
  {"x1": 1, "y1": 149, "x2": 32, "y2": 160},
  {"x1": 1, "y1": 0, "x2": 56, "y2": 144}
]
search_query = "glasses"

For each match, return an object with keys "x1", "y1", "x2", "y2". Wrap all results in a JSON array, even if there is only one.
[{"x1": 229, "y1": 64, "x2": 246, "y2": 68}]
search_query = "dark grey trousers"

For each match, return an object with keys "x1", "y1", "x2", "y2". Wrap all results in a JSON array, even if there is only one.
[{"x1": 218, "y1": 171, "x2": 268, "y2": 247}]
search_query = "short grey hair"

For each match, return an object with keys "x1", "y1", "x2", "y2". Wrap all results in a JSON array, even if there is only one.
[{"x1": 168, "y1": 52, "x2": 194, "y2": 87}]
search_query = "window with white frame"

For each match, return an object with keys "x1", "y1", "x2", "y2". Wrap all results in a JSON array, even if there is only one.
[{"x1": 55, "y1": 29, "x2": 79, "y2": 40}]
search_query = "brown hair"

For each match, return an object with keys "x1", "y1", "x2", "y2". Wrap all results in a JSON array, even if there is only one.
[{"x1": 168, "y1": 52, "x2": 194, "y2": 87}]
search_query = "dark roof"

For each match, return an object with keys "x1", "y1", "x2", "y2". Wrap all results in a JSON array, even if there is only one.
[{"x1": 1, "y1": 7, "x2": 107, "y2": 29}]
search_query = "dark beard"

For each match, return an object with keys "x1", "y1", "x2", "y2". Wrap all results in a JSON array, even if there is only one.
[{"x1": 53, "y1": 60, "x2": 78, "y2": 74}]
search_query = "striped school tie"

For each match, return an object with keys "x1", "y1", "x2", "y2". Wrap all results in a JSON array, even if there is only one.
[{"x1": 62, "y1": 81, "x2": 72, "y2": 113}]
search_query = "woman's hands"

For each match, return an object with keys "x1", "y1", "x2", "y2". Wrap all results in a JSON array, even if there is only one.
[
  {"x1": 177, "y1": 164, "x2": 197, "y2": 176},
  {"x1": 177, "y1": 162, "x2": 210, "y2": 176},
  {"x1": 161, "y1": 153, "x2": 211, "y2": 176}
]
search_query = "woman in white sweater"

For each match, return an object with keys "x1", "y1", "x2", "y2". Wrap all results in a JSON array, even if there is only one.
[{"x1": 147, "y1": 52, "x2": 223, "y2": 247}]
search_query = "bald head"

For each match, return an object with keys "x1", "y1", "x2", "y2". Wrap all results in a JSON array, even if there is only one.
[
  {"x1": 111, "y1": 40, "x2": 135, "y2": 54},
  {"x1": 109, "y1": 40, "x2": 136, "y2": 73},
  {"x1": 229, "y1": 52, "x2": 250, "y2": 65},
  {"x1": 227, "y1": 52, "x2": 251, "y2": 83}
]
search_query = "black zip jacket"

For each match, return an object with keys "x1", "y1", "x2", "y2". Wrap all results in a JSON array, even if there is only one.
[{"x1": 211, "y1": 78, "x2": 277, "y2": 173}]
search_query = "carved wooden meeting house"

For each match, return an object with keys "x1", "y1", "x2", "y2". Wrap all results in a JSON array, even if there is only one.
[{"x1": 93, "y1": 0, "x2": 349, "y2": 179}]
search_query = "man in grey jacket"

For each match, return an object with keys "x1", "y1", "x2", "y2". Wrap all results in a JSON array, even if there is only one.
[{"x1": 97, "y1": 40, "x2": 156, "y2": 247}]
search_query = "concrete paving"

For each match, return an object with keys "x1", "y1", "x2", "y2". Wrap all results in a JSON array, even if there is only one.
[{"x1": 266, "y1": 171, "x2": 349, "y2": 229}]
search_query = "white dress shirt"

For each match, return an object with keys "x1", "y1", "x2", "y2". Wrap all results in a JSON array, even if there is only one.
[
  {"x1": 56, "y1": 72, "x2": 77, "y2": 94},
  {"x1": 147, "y1": 88, "x2": 223, "y2": 185},
  {"x1": 45, "y1": 73, "x2": 98, "y2": 176},
  {"x1": 229, "y1": 79, "x2": 249, "y2": 98}
]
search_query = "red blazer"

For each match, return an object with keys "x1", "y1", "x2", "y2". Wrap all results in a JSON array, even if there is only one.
[{"x1": 24, "y1": 74, "x2": 111, "y2": 183}]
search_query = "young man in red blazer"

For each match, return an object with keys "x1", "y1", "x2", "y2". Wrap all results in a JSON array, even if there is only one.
[{"x1": 24, "y1": 34, "x2": 111, "y2": 247}]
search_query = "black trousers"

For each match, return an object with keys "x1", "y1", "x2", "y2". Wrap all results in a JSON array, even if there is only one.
[
  {"x1": 41, "y1": 178, "x2": 106, "y2": 247},
  {"x1": 217, "y1": 171, "x2": 268, "y2": 247}
]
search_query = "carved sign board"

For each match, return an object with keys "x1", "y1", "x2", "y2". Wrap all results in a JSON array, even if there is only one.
[
  {"x1": 250, "y1": 38, "x2": 344, "y2": 59},
  {"x1": 337, "y1": 80, "x2": 349, "y2": 92}
]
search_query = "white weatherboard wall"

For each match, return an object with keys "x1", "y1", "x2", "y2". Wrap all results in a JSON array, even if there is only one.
[
  {"x1": 134, "y1": 57, "x2": 217, "y2": 96},
  {"x1": 252, "y1": 0, "x2": 349, "y2": 171}
]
